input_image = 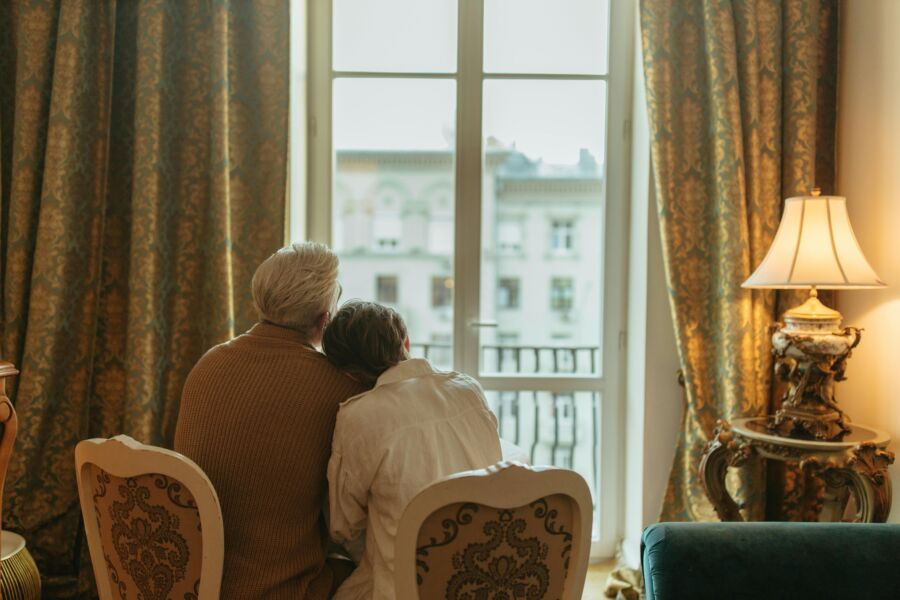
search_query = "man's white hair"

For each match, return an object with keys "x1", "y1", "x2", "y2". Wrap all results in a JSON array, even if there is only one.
[{"x1": 251, "y1": 242, "x2": 340, "y2": 334}]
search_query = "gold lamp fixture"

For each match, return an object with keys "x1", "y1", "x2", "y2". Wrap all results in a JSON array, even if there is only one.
[{"x1": 743, "y1": 189, "x2": 885, "y2": 440}]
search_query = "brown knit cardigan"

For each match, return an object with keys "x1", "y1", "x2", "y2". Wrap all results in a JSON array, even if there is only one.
[{"x1": 175, "y1": 322, "x2": 367, "y2": 599}]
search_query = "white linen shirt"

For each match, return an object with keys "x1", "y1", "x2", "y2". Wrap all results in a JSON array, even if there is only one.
[{"x1": 328, "y1": 358, "x2": 502, "y2": 600}]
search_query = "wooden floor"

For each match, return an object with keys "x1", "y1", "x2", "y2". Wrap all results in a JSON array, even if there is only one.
[{"x1": 584, "y1": 558, "x2": 617, "y2": 598}]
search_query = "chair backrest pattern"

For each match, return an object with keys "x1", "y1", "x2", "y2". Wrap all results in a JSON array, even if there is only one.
[
  {"x1": 415, "y1": 494, "x2": 575, "y2": 600},
  {"x1": 87, "y1": 465, "x2": 202, "y2": 600},
  {"x1": 76, "y1": 436, "x2": 223, "y2": 600}
]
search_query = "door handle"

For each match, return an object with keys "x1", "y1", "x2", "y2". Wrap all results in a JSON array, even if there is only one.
[{"x1": 469, "y1": 320, "x2": 499, "y2": 328}]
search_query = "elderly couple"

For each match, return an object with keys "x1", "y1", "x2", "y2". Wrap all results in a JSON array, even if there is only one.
[{"x1": 174, "y1": 242, "x2": 506, "y2": 600}]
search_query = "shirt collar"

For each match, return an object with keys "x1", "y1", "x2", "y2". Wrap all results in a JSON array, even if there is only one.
[
  {"x1": 248, "y1": 322, "x2": 317, "y2": 350},
  {"x1": 374, "y1": 358, "x2": 438, "y2": 388}
]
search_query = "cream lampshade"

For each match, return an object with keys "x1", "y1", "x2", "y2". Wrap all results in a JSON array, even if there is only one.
[
  {"x1": 744, "y1": 190, "x2": 885, "y2": 327},
  {"x1": 744, "y1": 191, "x2": 884, "y2": 289},
  {"x1": 742, "y1": 189, "x2": 885, "y2": 440}
]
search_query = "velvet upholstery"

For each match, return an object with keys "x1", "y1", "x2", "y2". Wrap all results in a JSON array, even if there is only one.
[{"x1": 642, "y1": 522, "x2": 900, "y2": 600}]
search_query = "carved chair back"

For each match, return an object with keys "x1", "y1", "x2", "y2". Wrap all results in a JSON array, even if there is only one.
[
  {"x1": 394, "y1": 462, "x2": 593, "y2": 600},
  {"x1": 75, "y1": 435, "x2": 224, "y2": 600},
  {"x1": 0, "y1": 362, "x2": 19, "y2": 529}
]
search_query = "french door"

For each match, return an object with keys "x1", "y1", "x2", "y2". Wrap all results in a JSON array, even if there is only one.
[{"x1": 299, "y1": 0, "x2": 632, "y2": 557}]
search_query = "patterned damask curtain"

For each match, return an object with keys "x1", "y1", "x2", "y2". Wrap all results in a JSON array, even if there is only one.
[
  {"x1": 640, "y1": 0, "x2": 838, "y2": 521},
  {"x1": 0, "y1": 0, "x2": 287, "y2": 594}
]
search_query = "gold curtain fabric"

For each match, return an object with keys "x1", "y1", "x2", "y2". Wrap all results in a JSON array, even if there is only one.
[
  {"x1": 0, "y1": 0, "x2": 288, "y2": 594},
  {"x1": 639, "y1": 0, "x2": 838, "y2": 521}
]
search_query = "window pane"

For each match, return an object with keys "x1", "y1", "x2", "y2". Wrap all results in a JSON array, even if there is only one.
[
  {"x1": 376, "y1": 275, "x2": 399, "y2": 304},
  {"x1": 498, "y1": 277, "x2": 520, "y2": 309},
  {"x1": 484, "y1": 0, "x2": 609, "y2": 74},
  {"x1": 485, "y1": 389, "x2": 600, "y2": 537},
  {"x1": 333, "y1": 79, "x2": 456, "y2": 370},
  {"x1": 333, "y1": 0, "x2": 457, "y2": 73},
  {"x1": 432, "y1": 276, "x2": 453, "y2": 308},
  {"x1": 480, "y1": 80, "x2": 605, "y2": 376}
]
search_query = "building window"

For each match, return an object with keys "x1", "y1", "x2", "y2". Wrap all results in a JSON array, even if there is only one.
[
  {"x1": 497, "y1": 277, "x2": 520, "y2": 309},
  {"x1": 550, "y1": 277, "x2": 574, "y2": 311},
  {"x1": 498, "y1": 219, "x2": 523, "y2": 254},
  {"x1": 373, "y1": 213, "x2": 402, "y2": 252},
  {"x1": 376, "y1": 275, "x2": 398, "y2": 304},
  {"x1": 432, "y1": 276, "x2": 453, "y2": 308},
  {"x1": 551, "y1": 219, "x2": 575, "y2": 253}
]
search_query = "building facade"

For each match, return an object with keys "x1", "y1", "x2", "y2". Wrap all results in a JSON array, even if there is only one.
[
  {"x1": 332, "y1": 146, "x2": 604, "y2": 499},
  {"x1": 333, "y1": 145, "x2": 604, "y2": 375}
]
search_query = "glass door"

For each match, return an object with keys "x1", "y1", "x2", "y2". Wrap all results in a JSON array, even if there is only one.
[{"x1": 304, "y1": 0, "x2": 627, "y2": 557}]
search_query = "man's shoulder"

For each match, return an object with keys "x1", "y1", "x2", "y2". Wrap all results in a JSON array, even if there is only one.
[{"x1": 187, "y1": 335, "x2": 364, "y2": 393}]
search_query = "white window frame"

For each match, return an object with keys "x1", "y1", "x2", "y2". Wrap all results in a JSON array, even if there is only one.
[
  {"x1": 551, "y1": 218, "x2": 576, "y2": 253},
  {"x1": 296, "y1": 0, "x2": 634, "y2": 559}
]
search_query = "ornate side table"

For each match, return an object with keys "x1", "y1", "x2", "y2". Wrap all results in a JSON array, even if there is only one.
[{"x1": 700, "y1": 418, "x2": 894, "y2": 522}]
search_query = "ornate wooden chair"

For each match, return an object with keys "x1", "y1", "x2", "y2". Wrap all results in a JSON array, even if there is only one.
[
  {"x1": 75, "y1": 436, "x2": 224, "y2": 599},
  {"x1": 1, "y1": 361, "x2": 41, "y2": 600},
  {"x1": 0, "y1": 362, "x2": 19, "y2": 535},
  {"x1": 395, "y1": 462, "x2": 593, "y2": 600}
]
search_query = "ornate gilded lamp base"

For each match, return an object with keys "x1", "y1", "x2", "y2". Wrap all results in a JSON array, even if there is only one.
[
  {"x1": 769, "y1": 405, "x2": 849, "y2": 441},
  {"x1": 701, "y1": 419, "x2": 894, "y2": 523},
  {"x1": 768, "y1": 290, "x2": 860, "y2": 441}
]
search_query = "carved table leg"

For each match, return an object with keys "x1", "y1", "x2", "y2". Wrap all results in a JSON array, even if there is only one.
[
  {"x1": 700, "y1": 421, "x2": 751, "y2": 521},
  {"x1": 823, "y1": 442, "x2": 894, "y2": 522}
]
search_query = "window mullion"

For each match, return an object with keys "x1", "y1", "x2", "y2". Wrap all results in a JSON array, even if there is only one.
[
  {"x1": 307, "y1": 0, "x2": 333, "y2": 244},
  {"x1": 453, "y1": 0, "x2": 485, "y2": 376}
]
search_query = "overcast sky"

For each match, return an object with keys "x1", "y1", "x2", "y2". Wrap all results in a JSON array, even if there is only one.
[{"x1": 332, "y1": 0, "x2": 610, "y2": 165}]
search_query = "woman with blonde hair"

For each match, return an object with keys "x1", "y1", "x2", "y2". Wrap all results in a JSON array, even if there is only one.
[{"x1": 175, "y1": 242, "x2": 367, "y2": 600}]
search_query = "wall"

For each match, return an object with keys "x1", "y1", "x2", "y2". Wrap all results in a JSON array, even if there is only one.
[
  {"x1": 836, "y1": 0, "x2": 900, "y2": 523},
  {"x1": 621, "y1": 10, "x2": 682, "y2": 566}
]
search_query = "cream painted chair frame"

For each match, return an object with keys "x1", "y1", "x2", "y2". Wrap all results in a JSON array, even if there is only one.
[
  {"x1": 75, "y1": 435, "x2": 224, "y2": 600},
  {"x1": 0, "y1": 361, "x2": 19, "y2": 529},
  {"x1": 394, "y1": 461, "x2": 594, "y2": 600}
]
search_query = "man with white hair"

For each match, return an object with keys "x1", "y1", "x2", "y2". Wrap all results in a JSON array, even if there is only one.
[{"x1": 175, "y1": 242, "x2": 367, "y2": 600}]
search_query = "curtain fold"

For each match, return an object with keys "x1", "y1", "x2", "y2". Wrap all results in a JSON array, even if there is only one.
[
  {"x1": 639, "y1": 0, "x2": 838, "y2": 521},
  {"x1": 0, "y1": 1, "x2": 288, "y2": 594}
]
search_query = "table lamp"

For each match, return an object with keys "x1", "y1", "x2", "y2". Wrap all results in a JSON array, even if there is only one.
[{"x1": 743, "y1": 189, "x2": 885, "y2": 440}]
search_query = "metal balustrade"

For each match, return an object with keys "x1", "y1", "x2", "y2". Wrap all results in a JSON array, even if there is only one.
[
  {"x1": 409, "y1": 342, "x2": 601, "y2": 505},
  {"x1": 409, "y1": 342, "x2": 599, "y2": 375}
]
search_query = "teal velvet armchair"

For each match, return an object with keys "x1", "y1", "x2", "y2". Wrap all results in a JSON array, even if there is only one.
[{"x1": 642, "y1": 522, "x2": 900, "y2": 600}]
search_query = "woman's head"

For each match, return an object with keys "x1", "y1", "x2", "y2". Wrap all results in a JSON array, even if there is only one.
[
  {"x1": 251, "y1": 242, "x2": 340, "y2": 341},
  {"x1": 322, "y1": 300, "x2": 409, "y2": 385}
]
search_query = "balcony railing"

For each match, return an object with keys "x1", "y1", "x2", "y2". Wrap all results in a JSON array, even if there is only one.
[
  {"x1": 409, "y1": 342, "x2": 600, "y2": 512},
  {"x1": 409, "y1": 343, "x2": 600, "y2": 375}
]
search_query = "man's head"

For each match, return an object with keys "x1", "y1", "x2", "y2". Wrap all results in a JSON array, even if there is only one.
[
  {"x1": 251, "y1": 242, "x2": 341, "y2": 344},
  {"x1": 322, "y1": 300, "x2": 410, "y2": 385}
]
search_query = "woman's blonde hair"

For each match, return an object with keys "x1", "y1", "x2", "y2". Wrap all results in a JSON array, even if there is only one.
[{"x1": 251, "y1": 242, "x2": 340, "y2": 335}]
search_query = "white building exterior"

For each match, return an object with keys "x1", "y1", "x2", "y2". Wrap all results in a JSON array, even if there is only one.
[
  {"x1": 333, "y1": 146, "x2": 604, "y2": 375},
  {"x1": 332, "y1": 147, "x2": 604, "y2": 489}
]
